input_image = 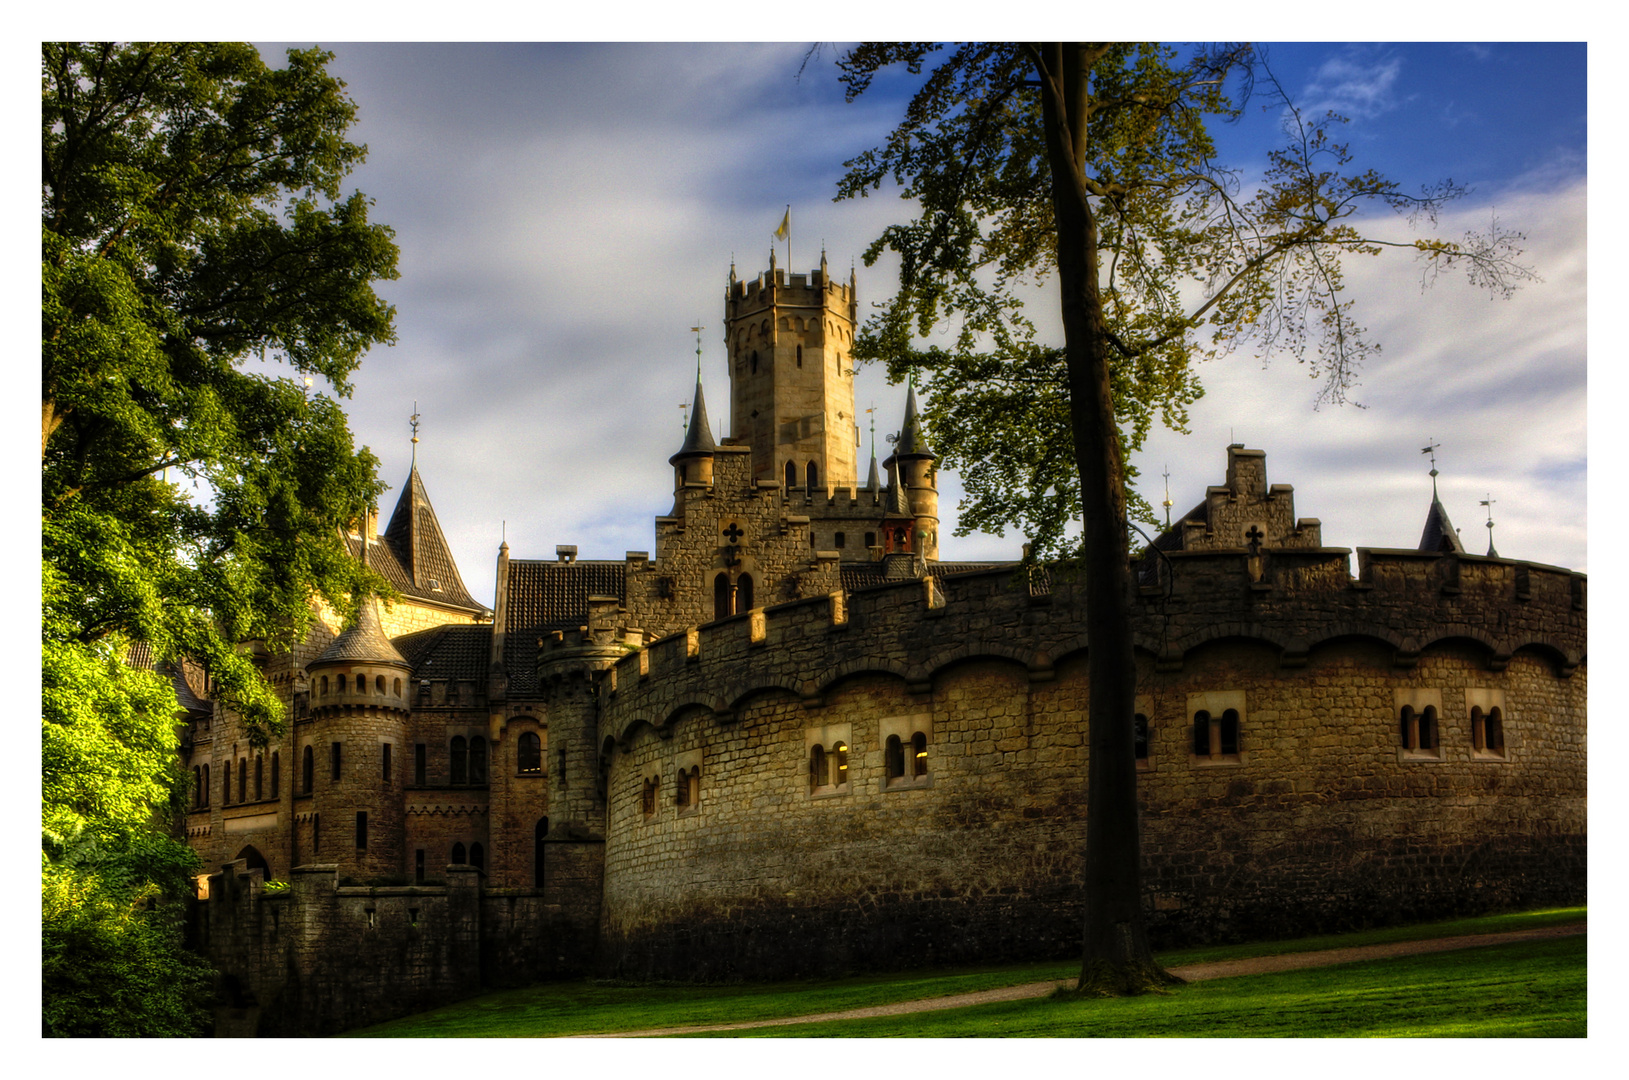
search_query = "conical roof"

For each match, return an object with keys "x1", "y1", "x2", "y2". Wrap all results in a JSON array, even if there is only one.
[
  {"x1": 1418, "y1": 495, "x2": 1465, "y2": 554},
  {"x1": 865, "y1": 447, "x2": 881, "y2": 491},
  {"x1": 883, "y1": 457, "x2": 912, "y2": 517},
  {"x1": 379, "y1": 465, "x2": 479, "y2": 609},
  {"x1": 671, "y1": 378, "x2": 718, "y2": 461},
  {"x1": 314, "y1": 598, "x2": 408, "y2": 667},
  {"x1": 893, "y1": 381, "x2": 933, "y2": 459}
]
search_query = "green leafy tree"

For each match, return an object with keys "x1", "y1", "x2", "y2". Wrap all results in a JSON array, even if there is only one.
[
  {"x1": 834, "y1": 42, "x2": 1532, "y2": 994},
  {"x1": 42, "y1": 42, "x2": 398, "y2": 1034}
]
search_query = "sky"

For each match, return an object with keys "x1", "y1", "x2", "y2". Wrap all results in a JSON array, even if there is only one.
[{"x1": 234, "y1": 42, "x2": 1587, "y2": 608}]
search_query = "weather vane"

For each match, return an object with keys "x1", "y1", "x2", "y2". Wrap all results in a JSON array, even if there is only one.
[
  {"x1": 1421, "y1": 439, "x2": 1441, "y2": 496},
  {"x1": 1162, "y1": 464, "x2": 1173, "y2": 529},
  {"x1": 690, "y1": 320, "x2": 705, "y2": 379},
  {"x1": 410, "y1": 402, "x2": 421, "y2": 466},
  {"x1": 1480, "y1": 494, "x2": 1498, "y2": 556}
]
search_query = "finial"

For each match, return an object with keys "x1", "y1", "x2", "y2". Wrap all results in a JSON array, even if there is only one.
[
  {"x1": 769, "y1": 244, "x2": 776, "y2": 272},
  {"x1": 1422, "y1": 439, "x2": 1441, "y2": 497},
  {"x1": 1480, "y1": 494, "x2": 1497, "y2": 556},
  {"x1": 410, "y1": 401, "x2": 421, "y2": 467},
  {"x1": 1162, "y1": 464, "x2": 1173, "y2": 529},
  {"x1": 691, "y1": 320, "x2": 705, "y2": 380}
]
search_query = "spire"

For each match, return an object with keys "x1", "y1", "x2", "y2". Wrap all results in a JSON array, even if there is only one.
[
  {"x1": 1481, "y1": 495, "x2": 1499, "y2": 557},
  {"x1": 314, "y1": 596, "x2": 408, "y2": 667},
  {"x1": 382, "y1": 463, "x2": 479, "y2": 606},
  {"x1": 1416, "y1": 440, "x2": 1464, "y2": 553},
  {"x1": 893, "y1": 374, "x2": 933, "y2": 459},
  {"x1": 883, "y1": 455, "x2": 912, "y2": 516},
  {"x1": 820, "y1": 246, "x2": 828, "y2": 280},
  {"x1": 865, "y1": 404, "x2": 881, "y2": 491},
  {"x1": 672, "y1": 376, "x2": 718, "y2": 460}
]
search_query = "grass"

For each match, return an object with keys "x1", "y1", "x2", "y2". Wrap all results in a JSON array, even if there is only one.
[{"x1": 342, "y1": 906, "x2": 1584, "y2": 1038}]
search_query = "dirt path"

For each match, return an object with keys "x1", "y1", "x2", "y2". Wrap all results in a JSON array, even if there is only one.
[{"x1": 579, "y1": 921, "x2": 1585, "y2": 1038}]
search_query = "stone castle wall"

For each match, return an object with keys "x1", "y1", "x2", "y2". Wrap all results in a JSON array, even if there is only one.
[{"x1": 593, "y1": 550, "x2": 1585, "y2": 979}]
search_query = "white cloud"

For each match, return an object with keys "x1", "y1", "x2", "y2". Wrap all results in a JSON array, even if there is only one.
[{"x1": 1301, "y1": 49, "x2": 1405, "y2": 120}]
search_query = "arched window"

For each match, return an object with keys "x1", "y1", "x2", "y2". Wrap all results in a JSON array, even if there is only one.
[
  {"x1": 330, "y1": 741, "x2": 342, "y2": 781},
  {"x1": 254, "y1": 755, "x2": 263, "y2": 800},
  {"x1": 224, "y1": 763, "x2": 232, "y2": 805},
  {"x1": 751, "y1": 350, "x2": 759, "y2": 375},
  {"x1": 312, "y1": 812, "x2": 320, "y2": 853},
  {"x1": 785, "y1": 460, "x2": 797, "y2": 489},
  {"x1": 1194, "y1": 705, "x2": 1243, "y2": 761},
  {"x1": 807, "y1": 461, "x2": 819, "y2": 490},
  {"x1": 193, "y1": 767, "x2": 202, "y2": 809},
  {"x1": 809, "y1": 744, "x2": 826, "y2": 790},
  {"x1": 394, "y1": 677, "x2": 402, "y2": 697},
  {"x1": 320, "y1": 675, "x2": 328, "y2": 695},
  {"x1": 736, "y1": 573, "x2": 754, "y2": 613},
  {"x1": 239, "y1": 758, "x2": 247, "y2": 801},
  {"x1": 470, "y1": 736, "x2": 488, "y2": 785},
  {"x1": 470, "y1": 842, "x2": 485, "y2": 871},
  {"x1": 1219, "y1": 709, "x2": 1240, "y2": 756},
  {"x1": 885, "y1": 735, "x2": 904, "y2": 780},
  {"x1": 1472, "y1": 706, "x2": 1506, "y2": 756},
  {"x1": 1133, "y1": 713, "x2": 1150, "y2": 762},
  {"x1": 451, "y1": 842, "x2": 466, "y2": 865},
  {"x1": 1401, "y1": 705, "x2": 1439, "y2": 754},
  {"x1": 202, "y1": 764, "x2": 210, "y2": 807},
  {"x1": 912, "y1": 731, "x2": 929, "y2": 777},
  {"x1": 336, "y1": 673, "x2": 346, "y2": 693},
  {"x1": 518, "y1": 732, "x2": 543, "y2": 774},
  {"x1": 451, "y1": 736, "x2": 468, "y2": 785},
  {"x1": 796, "y1": 343, "x2": 803, "y2": 367},
  {"x1": 356, "y1": 673, "x2": 367, "y2": 695},
  {"x1": 1192, "y1": 710, "x2": 1211, "y2": 757},
  {"x1": 534, "y1": 818, "x2": 549, "y2": 888},
  {"x1": 675, "y1": 766, "x2": 700, "y2": 811},
  {"x1": 375, "y1": 674, "x2": 385, "y2": 694},
  {"x1": 270, "y1": 752, "x2": 280, "y2": 798},
  {"x1": 641, "y1": 776, "x2": 658, "y2": 817},
  {"x1": 832, "y1": 741, "x2": 849, "y2": 786},
  {"x1": 302, "y1": 746, "x2": 314, "y2": 794},
  {"x1": 714, "y1": 572, "x2": 732, "y2": 621}
]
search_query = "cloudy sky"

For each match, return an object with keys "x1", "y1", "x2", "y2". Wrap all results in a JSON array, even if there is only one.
[{"x1": 253, "y1": 42, "x2": 1586, "y2": 606}]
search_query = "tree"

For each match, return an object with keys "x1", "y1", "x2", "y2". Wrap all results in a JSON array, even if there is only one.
[
  {"x1": 42, "y1": 42, "x2": 398, "y2": 1033},
  {"x1": 834, "y1": 42, "x2": 1532, "y2": 994}
]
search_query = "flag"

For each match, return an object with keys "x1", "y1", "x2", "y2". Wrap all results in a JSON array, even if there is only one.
[{"x1": 774, "y1": 207, "x2": 789, "y2": 240}]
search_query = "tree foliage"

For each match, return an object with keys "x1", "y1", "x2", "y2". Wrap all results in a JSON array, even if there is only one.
[
  {"x1": 836, "y1": 42, "x2": 1533, "y2": 559},
  {"x1": 41, "y1": 42, "x2": 399, "y2": 1034}
]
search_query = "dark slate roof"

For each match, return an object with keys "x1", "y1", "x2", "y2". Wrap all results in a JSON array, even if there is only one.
[
  {"x1": 839, "y1": 560, "x2": 1003, "y2": 592},
  {"x1": 393, "y1": 624, "x2": 493, "y2": 683},
  {"x1": 360, "y1": 465, "x2": 483, "y2": 613},
  {"x1": 893, "y1": 381, "x2": 933, "y2": 459},
  {"x1": 124, "y1": 643, "x2": 212, "y2": 715},
  {"x1": 671, "y1": 378, "x2": 719, "y2": 460},
  {"x1": 883, "y1": 458, "x2": 912, "y2": 516},
  {"x1": 314, "y1": 600, "x2": 409, "y2": 666},
  {"x1": 865, "y1": 450, "x2": 881, "y2": 491},
  {"x1": 1418, "y1": 495, "x2": 1466, "y2": 554},
  {"x1": 505, "y1": 559, "x2": 627, "y2": 636}
]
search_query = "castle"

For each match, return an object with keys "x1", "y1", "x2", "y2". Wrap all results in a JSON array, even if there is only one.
[{"x1": 181, "y1": 258, "x2": 1587, "y2": 1036}]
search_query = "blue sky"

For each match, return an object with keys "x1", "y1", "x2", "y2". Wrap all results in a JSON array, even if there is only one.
[{"x1": 237, "y1": 41, "x2": 1582, "y2": 603}]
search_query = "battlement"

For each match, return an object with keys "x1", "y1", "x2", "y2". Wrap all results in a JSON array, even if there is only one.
[{"x1": 727, "y1": 265, "x2": 855, "y2": 315}]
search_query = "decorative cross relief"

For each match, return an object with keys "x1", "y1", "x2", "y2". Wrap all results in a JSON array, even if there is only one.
[
  {"x1": 722, "y1": 522, "x2": 745, "y2": 544},
  {"x1": 1245, "y1": 525, "x2": 1266, "y2": 550}
]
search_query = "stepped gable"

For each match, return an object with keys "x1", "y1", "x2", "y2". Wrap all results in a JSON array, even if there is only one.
[
  {"x1": 313, "y1": 599, "x2": 408, "y2": 667},
  {"x1": 392, "y1": 624, "x2": 492, "y2": 682},
  {"x1": 368, "y1": 464, "x2": 483, "y2": 612}
]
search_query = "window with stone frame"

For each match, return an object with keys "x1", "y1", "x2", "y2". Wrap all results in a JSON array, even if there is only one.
[
  {"x1": 238, "y1": 758, "x2": 247, "y2": 800},
  {"x1": 1188, "y1": 691, "x2": 1244, "y2": 764},
  {"x1": 1395, "y1": 689, "x2": 1445, "y2": 761},
  {"x1": 451, "y1": 842, "x2": 466, "y2": 864},
  {"x1": 1467, "y1": 688, "x2": 1508, "y2": 761},
  {"x1": 302, "y1": 746, "x2": 314, "y2": 793},
  {"x1": 470, "y1": 842, "x2": 485, "y2": 871},
  {"x1": 270, "y1": 751, "x2": 279, "y2": 798},
  {"x1": 451, "y1": 736, "x2": 468, "y2": 784},
  {"x1": 517, "y1": 731, "x2": 544, "y2": 775},
  {"x1": 469, "y1": 736, "x2": 488, "y2": 785},
  {"x1": 880, "y1": 714, "x2": 932, "y2": 791},
  {"x1": 674, "y1": 749, "x2": 703, "y2": 815},
  {"x1": 254, "y1": 754, "x2": 263, "y2": 800},
  {"x1": 641, "y1": 774, "x2": 659, "y2": 817},
  {"x1": 807, "y1": 723, "x2": 853, "y2": 795},
  {"x1": 1134, "y1": 713, "x2": 1151, "y2": 767},
  {"x1": 414, "y1": 743, "x2": 427, "y2": 785}
]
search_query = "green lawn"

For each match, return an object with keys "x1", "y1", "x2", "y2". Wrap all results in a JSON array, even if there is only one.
[{"x1": 343, "y1": 906, "x2": 1584, "y2": 1038}]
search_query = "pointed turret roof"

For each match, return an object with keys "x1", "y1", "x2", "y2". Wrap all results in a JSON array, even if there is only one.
[
  {"x1": 892, "y1": 379, "x2": 933, "y2": 459},
  {"x1": 365, "y1": 465, "x2": 482, "y2": 612},
  {"x1": 1418, "y1": 495, "x2": 1466, "y2": 554},
  {"x1": 865, "y1": 446, "x2": 881, "y2": 491},
  {"x1": 671, "y1": 378, "x2": 718, "y2": 461},
  {"x1": 883, "y1": 457, "x2": 912, "y2": 517},
  {"x1": 314, "y1": 597, "x2": 409, "y2": 667}
]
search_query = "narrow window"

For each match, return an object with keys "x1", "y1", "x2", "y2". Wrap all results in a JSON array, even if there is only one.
[
  {"x1": 376, "y1": 674, "x2": 386, "y2": 694},
  {"x1": 714, "y1": 572, "x2": 732, "y2": 621},
  {"x1": 833, "y1": 741, "x2": 849, "y2": 785},
  {"x1": 835, "y1": 531, "x2": 846, "y2": 548},
  {"x1": 451, "y1": 842, "x2": 466, "y2": 865},
  {"x1": 312, "y1": 812, "x2": 320, "y2": 853},
  {"x1": 320, "y1": 675, "x2": 328, "y2": 696},
  {"x1": 912, "y1": 731, "x2": 929, "y2": 778},
  {"x1": 254, "y1": 755, "x2": 263, "y2": 800},
  {"x1": 470, "y1": 842, "x2": 485, "y2": 872},
  {"x1": 1400, "y1": 705, "x2": 1416, "y2": 750},
  {"x1": 224, "y1": 764, "x2": 231, "y2": 805},
  {"x1": 534, "y1": 818, "x2": 549, "y2": 888},
  {"x1": 1192, "y1": 710, "x2": 1211, "y2": 756},
  {"x1": 382, "y1": 742, "x2": 392, "y2": 782},
  {"x1": 1486, "y1": 707, "x2": 1505, "y2": 753},
  {"x1": 865, "y1": 531, "x2": 876, "y2": 548},
  {"x1": 642, "y1": 776, "x2": 658, "y2": 817},
  {"x1": 357, "y1": 673, "x2": 367, "y2": 695},
  {"x1": 239, "y1": 758, "x2": 247, "y2": 801},
  {"x1": 1419, "y1": 706, "x2": 1438, "y2": 752},
  {"x1": 518, "y1": 732, "x2": 543, "y2": 774},
  {"x1": 796, "y1": 343, "x2": 803, "y2": 367},
  {"x1": 785, "y1": 460, "x2": 797, "y2": 489},
  {"x1": 470, "y1": 736, "x2": 488, "y2": 784},
  {"x1": 807, "y1": 461, "x2": 819, "y2": 490},
  {"x1": 303, "y1": 746, "x2": 314, "y2": 793},
  {"x1": 751, "y1": 350, "x2": 759, "y2": 375},
  {"x1": 1133, "y1": 713, "x2": 1150, "y2": 762},
  {"x1": 415, "y1": 849, "x2": 425, "y2": 884},
  {"x1": 355, "y1": 811, "x2": 368, "y2": 850},
  {"x1": 810, "y1": 744, "x2": 827, "y2": 789},
  {"x1": 330, "y1": 741, "x2": 342, "y2": 782},
  {"x1": 414, "y1": 743, "x2": 426, "y2": 785},
  {"x1": 394, "y1": 677, "x2": 402, "y2": 697},
  {"x1": 193, "y1": 767, "x2": 202, "y2": 809},
  {"x1": 270, "y1": 752, "x2": 279, "y2": 798},
  {"x1": 685, "y1": 767, "x2": 700, "y2": 809},
  {"x1": 885, "y1": 735, "x2": 905, "y2": 780},
  {"x1": 202, "y1": 764, "x2": 210, "y2": 806},
  {"x1": 451, "y1": 736, "x2": 468, "y2": 785},
  {"x1": 336, "y1": 673, "x2": 345, "y2": 693},
  {"x1": 1220, "y1": 710, "x2": 1240, "y2": 756},
  {"x1": 736, "y1": 573, "x2": 754, "y2": 613}
]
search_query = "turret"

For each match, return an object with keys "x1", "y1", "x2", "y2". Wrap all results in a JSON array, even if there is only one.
[
  {"x1": 883, "y1": 380, "x2": 940, "y2": 560},
  {"x1": 670, "y1": 376, "x2": 718, "y2": 492}
]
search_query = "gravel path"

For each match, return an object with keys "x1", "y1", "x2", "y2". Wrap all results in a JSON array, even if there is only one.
[{"x1": 579, "y1": 921, "x2": 1585, "y2": 1038}]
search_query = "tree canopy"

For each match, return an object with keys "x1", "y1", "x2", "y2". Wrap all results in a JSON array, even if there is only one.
[
  {"x1": 41, "y1": 42, "x2": 399, "y2": 1035},
  {"x1": 835, "y1": 41, "x2": 1532, "y2": 995}
]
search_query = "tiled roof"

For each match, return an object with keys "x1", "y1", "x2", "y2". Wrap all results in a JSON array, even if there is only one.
[
  {"x1": 839, "y1": 560, "x2": 1003, "y2": 592},
  {"x1": 1419, "y1": 495, "x2": 1466, "y2": 554},
  {"x1": 314, "y1": 600, "x2": 409, "y2": 666},
  {"x1": 393, "y1": 624, "x2": 493, "y2": 683},
  {"x1": 360, "y1": 465, "x2": 483, "y2": 613},
  {"x1": 892, "y1": 380, "x2": 933, "y2": 459},
  {"x1": 672, "y1": 379, "x2": 719, "y2": 459},
  {"x1": 505, "y1": 559, "x2": 627, "y2": 637}
]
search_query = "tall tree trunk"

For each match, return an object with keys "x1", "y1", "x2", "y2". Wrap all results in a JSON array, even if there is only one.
[{"x1": 1032, "y1": 42, "x2": 1176, "y2": 996}]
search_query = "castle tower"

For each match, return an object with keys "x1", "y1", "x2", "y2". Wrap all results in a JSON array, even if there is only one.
[
  {"x1": 883, "y1": 380, "x2": 940, "y2": 560},
  {"x1": 669, "y1": 374, "x2": 719, "y2": 495},
  {"x1": 303, "y1": 597, "x2": 413, "y2": 879},
  {"x1": 724, "y1": 250, "x2": 859, "y2": 490}
]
